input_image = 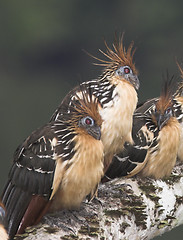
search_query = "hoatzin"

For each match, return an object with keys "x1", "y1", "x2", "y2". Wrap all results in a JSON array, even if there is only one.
[
  {"x1": 0, "y1": 202, "x2": 8, "y2": 240},
  {"x1": 1, "y1": 86, "x2": 104, "y2": 239},
  {"x1": 51, "y1": 34, "x2": 140, "y2": 172},
  {"x1": 105, "y1": 78, "x2": 181, "y2": 180},
  {"x1": 173, "y1": 62, "x2": 183, "y2": 161}
]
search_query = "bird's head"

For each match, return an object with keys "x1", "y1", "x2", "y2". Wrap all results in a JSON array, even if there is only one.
[
  {"x1": 152, "y1": 79, "x2": 175, "y2": 130},
  {"x1": 67, "y1": 85, "x2": 103, "y2": 140},
  {"x1": 88, "y1": 33, "x2": 139, "y2": 90}
]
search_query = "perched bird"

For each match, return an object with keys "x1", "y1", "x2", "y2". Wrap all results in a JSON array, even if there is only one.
[
  {"x1": 173, "y1": 62, "x2": 183, "y2": 162},
  {"x1": 51, "y1": 34, "x2": 140, "y2": 172},
  {"x1": 105, "y1": 79, "x2": 181, "y2": 180},
  {"x1": 0, "y1": 202, "x2": 8, "y2": 240},
  {"x1": 1, "y1": 86, "x2": 104, "y2": 239}
]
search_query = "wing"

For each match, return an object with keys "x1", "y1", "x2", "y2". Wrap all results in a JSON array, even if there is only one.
[
  {"x1": 104, "y1": 142, "x2": 147, "y2": 180},
  {"x1": 136, "y1": 97, "x2": 158, "y2": 114},
  {"x1": 104, "y1": 103, "x2": 158, "y2": 180},
  {"x1": 1, "y1": 124, "x2": 57, "y2": 239},
  {"x1": 50, "y1": 79, "x2": 115, "y2": 122}
]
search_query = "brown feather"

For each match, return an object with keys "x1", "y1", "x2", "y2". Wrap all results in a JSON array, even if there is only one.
[
  {"x1": 85, "y1": 33, "x2": 138, "y2": 75},
  {"x1": 66, "y1": 86, "x2": 102, "y2": 131},
  {"x1": 175, "y1": 61, "x2": 183, "y2": 97},
  {"x1": 17, "y1": 196, "x2": 52, "y2": 235},
  {"x1": 156, "y1": 77, "x2": 175, "y2": 114}
]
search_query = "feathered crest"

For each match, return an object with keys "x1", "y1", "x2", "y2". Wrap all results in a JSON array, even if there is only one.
[
  {"x1": 156, "y1": 74, "x2": 175, "y2": 112},
  {"x1": 85, "y1": 32, "x2": 138, "y2": 75},
  {"x1": 66, "y1": 84, "x2": 102, "y2": 128},
  {"x1": 175, "y1": 60, "x2": 183, "y2": 97}
]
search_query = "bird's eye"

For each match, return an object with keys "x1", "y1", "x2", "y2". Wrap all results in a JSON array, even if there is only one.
[
  {"x1": 116, "y1": 66, "x2": 132, "y2": 76},
  {"x1": 165, "y1": 107, "x2": 172, "y2": 115},
  {"x1": 81, "y1": 116, "x2": 94, "y2": 126},
  {"x1": 124, "y1": 67, "x2": 130, "y2": 74}
]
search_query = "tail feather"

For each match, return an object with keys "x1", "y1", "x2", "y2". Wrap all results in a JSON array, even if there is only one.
[
  {"x1": 17, "y1": 196, "x2": 51, "y2": 235},
  {"x1": 8, "y1": 191, "x2": 31, "y2": 239},
  {"x1": 2, "y1": 182, "x2": 31, "y2": 239}
]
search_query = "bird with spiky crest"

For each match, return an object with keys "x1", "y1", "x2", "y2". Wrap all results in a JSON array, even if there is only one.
[
  {"x1": 1, "y1": 85, "x2": 104, "y2": 239},
  {"x1": 51, "y1": 33, "x2": 139, "y2": 172},
  {"x1": 173, "y1": 61, "x2": 183, "y2": 162},
  {"x1": 105, "y1": 78, "x2": 181, "y2": 180}
]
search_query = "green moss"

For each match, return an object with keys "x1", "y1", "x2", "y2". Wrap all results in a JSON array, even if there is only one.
[
  {"x1": 163, "y1": 173, "x2": 183, "y2": 185},
  {"x1": 139, "y1": 182, "x2": 158, "y2": 194},
  {"x1": 104, "y1": 209, "x2": 124, "y2": 218},
  {"x1": 151, "y1": 222, "x2": 155, "y2": 227},
  {"x1": 155, "y1": 203, "x2": 163, "y2": 208},
  {"x1": 148, "y1": 193, "x2": 161, "y2": 202},
  {"x1": 105, "y1": 219, "x2": 111, "y2": 226},
  {"x1": 157, "y1": 220, "x2": 170, "y2": 229},
  {"x1": 87, "y1": 216, "x2": 99, "y2": 225},
  {"x1": 78, "y1": 224, "x2": 101, "y2": 237},
  {"x1": 175, "y1": 195, "x2": 183, "y2": 204},
  {"x1": 158, "y1": 209, "x2": 164, "y2": 215},
  {"x1": 15, "y1": 226, "x2": 38, "y2": 239},
  {"x1": 165, "y1": 215, "x2": 176, "y2": 220},
  {"x1": 120, "y1": 222, "x2": 131, "y2": 233},
  {"x1": 44, "y1": 226, "x2": 59, "y2": 234},
  {"x1": 61, "y1": 234, "x2": 78, "y2": 240},
  {"x1": 105, "y1": 205, "x2": 147, "y2": 229},
  {"x1": 78, "y1": 226, "x2": 89, "y2": 234},
  {"x1": 14, "y1": 233, "x2": 29, "y2": 240}
]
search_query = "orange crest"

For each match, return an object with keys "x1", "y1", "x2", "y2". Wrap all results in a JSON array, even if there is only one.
[
  {"x1": 156, "y1": 78, "x2": 175, "y2": 113},
  {"x1": 67, "y1": 85, "x2": 102, "y2": 128},
  {"x1": 175, "y1": 61, "x2": 183, "y2": 96},
  {"x1": 87, "y1": 33, "x2": 138, "y2": 75}
]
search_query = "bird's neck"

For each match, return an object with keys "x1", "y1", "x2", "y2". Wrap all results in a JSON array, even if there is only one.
[{"x1": 100, "y1": 79, "x2": 138, "y2": 157}]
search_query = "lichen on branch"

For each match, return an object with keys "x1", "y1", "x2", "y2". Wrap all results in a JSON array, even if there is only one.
[{"x1": 15, "y1": 163, "x2": 183, "y2": 240}]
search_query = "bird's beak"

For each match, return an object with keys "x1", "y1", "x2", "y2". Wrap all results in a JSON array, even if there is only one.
[
  {"x1": 157, "y1": 114, "x2": 169, "y2": 130},
  {"x1": 88, "y1": 126, "x2": 101, "y2": 140},
  {"x1": 129, "y1": 75, "x2": 140, "y2": 90}
]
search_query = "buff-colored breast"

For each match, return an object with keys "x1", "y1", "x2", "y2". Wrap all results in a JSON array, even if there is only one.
[
  {"x1": 141, "y1": 117, "x2": 180, "y2": 179},
  {"x1": 50, "y1": 134, "x2": 104, "y2": 211},
  {"x1": 100, "y1": 78, "x2": 138, "y2": 169}
]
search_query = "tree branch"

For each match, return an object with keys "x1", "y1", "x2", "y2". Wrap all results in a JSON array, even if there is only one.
[{"x1": 15, "y1": 163, "x2": 183, "y2": 240}]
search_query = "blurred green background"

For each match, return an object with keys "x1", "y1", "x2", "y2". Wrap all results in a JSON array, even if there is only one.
[{"x1": 0, "y1": 1, "x2": 183, "y2": 239}]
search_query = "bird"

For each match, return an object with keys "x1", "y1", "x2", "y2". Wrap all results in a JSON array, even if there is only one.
[
  {"x1": 172, "y1": 62, "x2": 183, "y2": 162},
  {"x1": 104, "y1": 78, "x2": 181, "y2": 180},
  {"x1": 51, "y1": 33, "x2": 140, "y2": 173},
  {"x1": 1, "y1": 85, "x2": 104, "y2": 239},
  {"x1": 0, "y1": 202, "x2": 8, "y2": 240}
]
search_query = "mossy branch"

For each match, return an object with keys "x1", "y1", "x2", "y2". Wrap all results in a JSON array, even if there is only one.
[{"x1": 15, "y1": 163, "x2": 183, "y2": 240}]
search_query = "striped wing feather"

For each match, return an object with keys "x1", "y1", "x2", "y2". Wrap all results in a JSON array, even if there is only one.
[{"x1": 1, "y1": 124, "x2": 57, "y2": 239}]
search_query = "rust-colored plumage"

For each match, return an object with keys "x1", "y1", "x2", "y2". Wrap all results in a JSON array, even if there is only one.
[
  {"x1": 156, "y1": 79, "x2": 174, "y2": 113},
  {"x1": 68, "y1": 87, "x2": 102, "y2": 130},
  {"x1": 89, "y1": 33, "x2": 138, "y2": 75}
]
